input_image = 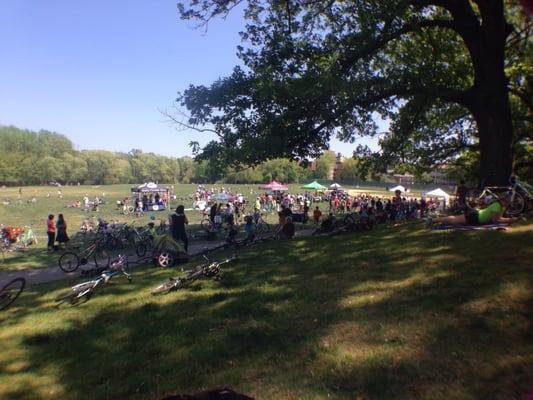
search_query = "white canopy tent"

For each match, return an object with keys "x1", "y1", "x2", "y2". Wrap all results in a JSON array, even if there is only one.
[
  {"x1": 389, "y1": 185, "x2": 406, "y2": 192},
  {"x1": 426, "y1": 188, "x2": 451, "y2": 198},
  {"x1": 329, "y1": 183, "x2": 343, "y2": 190}
]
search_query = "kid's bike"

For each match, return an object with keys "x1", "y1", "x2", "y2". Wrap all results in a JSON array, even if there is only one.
[
  {"x1": 55, "y1": 255, "x2": 131, "y2": 305},
  {"x1": 151, "y1": 254, "x2": 236, "y2": 295},
  {"x1": 58, "y1": 239, "x2": 110, "y2": 273}
]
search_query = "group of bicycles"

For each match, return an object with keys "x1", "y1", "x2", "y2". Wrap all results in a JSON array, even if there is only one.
[
  {"x1": 312, "y1": 211, "x2": 375, "y2": 236},
  {"x1": 57, "y1": 219, "x2": 160, "y2": 273},
  {"x1": 1, "y1": 250, "x2": 237, "y2": 310},
  {"x1": 54, "y1": 252, "x2": 237, "y2": 306},
  {"x1": 199, "y1": 213, "x2": 272, "y2": 239}
]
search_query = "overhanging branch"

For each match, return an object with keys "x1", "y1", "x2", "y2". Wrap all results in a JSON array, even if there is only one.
[{"x1": 339, "y1": 18, "x2": 456, "y2": 73}]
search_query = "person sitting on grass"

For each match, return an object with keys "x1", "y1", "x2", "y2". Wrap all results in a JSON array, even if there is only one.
[
  {"x1": 243, "y1": 216, "x2": 255, "y2": 242},
  {"x1": 320, "y1": 212, "x2": 337, "y2": 231},
  {"x1": 426, "y1": 197, "x2": 517, "y2": 227},
  {"x1": 278, "y1": 216, "x2": 295, "y2": 239},
  {"x1": 278, "y1": 204, "x2": 293, "y2": 225}
]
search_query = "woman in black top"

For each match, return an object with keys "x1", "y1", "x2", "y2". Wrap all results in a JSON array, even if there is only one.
[
  {"x1": 56, "y1": 213, "x2": 69, "y2": 248},
  {"x1": 209, "y1": 203, "x2": 217, "y2": 223},
  {"x1": 170, "y1": 205, "x2": 189, "y2": 252}
]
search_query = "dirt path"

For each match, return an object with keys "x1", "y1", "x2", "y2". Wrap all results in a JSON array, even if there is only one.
[{"x1": 0, "y1": 228, "x2": 315, "y2": 286}]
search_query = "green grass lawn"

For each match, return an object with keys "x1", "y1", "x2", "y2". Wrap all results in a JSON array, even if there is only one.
[
  {"x1": 0, "y1": 183, "x2": 399, "y2": 271},
  {"x1": 0, "y1": 221, "x2": 531, "y2": 399}
]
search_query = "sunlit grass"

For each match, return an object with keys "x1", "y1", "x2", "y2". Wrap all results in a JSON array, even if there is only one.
[
  {"x1": 2, "y1": 183, "x2": 338, "y2": 271},
  {"x1": 0, "y1": 221, "x2": 531, "y2": 399}
]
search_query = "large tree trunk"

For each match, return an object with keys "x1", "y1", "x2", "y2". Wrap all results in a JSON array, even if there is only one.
[
  {"x1": 462, "y1": 1, "x2": 514, "y2": 187},
  {"x1": 471, "y1": 93, "x2": 514, "y2": 187}
]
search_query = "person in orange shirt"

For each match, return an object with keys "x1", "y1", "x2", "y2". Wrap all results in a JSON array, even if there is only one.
[{"x1": 46, "y1": 214, "x2": 56, "y2": 251}]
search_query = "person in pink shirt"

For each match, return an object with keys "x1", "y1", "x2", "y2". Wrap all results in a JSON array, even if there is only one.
[{"x1": 46, "y1": 214, "x2": 55, "y2": 251}]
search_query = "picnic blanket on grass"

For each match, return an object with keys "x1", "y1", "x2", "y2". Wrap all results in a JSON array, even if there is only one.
[{"x1": 433, "y1": 223, "x2": 509, "y2": 231}]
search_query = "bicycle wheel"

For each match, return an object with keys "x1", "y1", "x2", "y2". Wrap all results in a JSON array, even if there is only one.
[
  {"x1": 136, "y1": 242, "x2": 147, "y2": 257},
  {"x1": 201, "y1": 218, "x2": 213, "y2": 231},
  {"x1": 58, "y1": 252, "x2": 80, "y2": 273},
  {"x1": 0, "y1": 277, "x2": 25, "y2": 310},
  {"x1": 255, "y1": 222, "x2": 271, "y2": 238},
  {"x1": 506, "y1": 192, "x2": 525, "y2": 216},
  {"x1": 122, "y1": 206, "x2": 134, "y2": 215}
]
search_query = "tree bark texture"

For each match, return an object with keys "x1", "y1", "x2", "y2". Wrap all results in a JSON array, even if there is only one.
[{"x1": 456, "y1": 0, "x2": 514, "y2": 186}]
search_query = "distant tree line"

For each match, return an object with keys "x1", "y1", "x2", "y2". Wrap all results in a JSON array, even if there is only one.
[
  {"x1": 0, "y1": 126, "x2": 350, "y2": 186},
  {"x1": 4, "y1": 125, "x2": 482, "y2": 186}
]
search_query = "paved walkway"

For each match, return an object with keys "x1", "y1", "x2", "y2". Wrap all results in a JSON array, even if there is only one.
[{"x1": 0, "y1": 228, "x2": 315, "y2": 286}]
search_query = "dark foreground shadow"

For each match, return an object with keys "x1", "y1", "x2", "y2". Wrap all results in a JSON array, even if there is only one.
[{"x1": 3, "y1": 223, "x2": 532, "y2": 400}]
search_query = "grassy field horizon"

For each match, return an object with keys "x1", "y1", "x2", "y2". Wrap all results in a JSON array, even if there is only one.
[{"x1": 1, "y1": 183, "x2": 427, "y2": 271}]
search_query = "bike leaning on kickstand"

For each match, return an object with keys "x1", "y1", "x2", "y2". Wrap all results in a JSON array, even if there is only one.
[{"x1": 57, "y1": 238, "x2": 110, "y2": 273}]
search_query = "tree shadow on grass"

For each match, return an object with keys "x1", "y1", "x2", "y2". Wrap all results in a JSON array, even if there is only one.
[{"x1": 5, "y1": 224, "x2": 533, "y2": 399}]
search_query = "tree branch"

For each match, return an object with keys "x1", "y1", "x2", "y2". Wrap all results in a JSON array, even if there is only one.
[
  {"x1": 510, "y1": 88, "x2": 533, "y2": 113},
  {"x1": 339, "y1": 18, "x2": 456, "y2": 73},
  {"x1": 159, "y1": 108, "x2": 221, "y2": 136}
]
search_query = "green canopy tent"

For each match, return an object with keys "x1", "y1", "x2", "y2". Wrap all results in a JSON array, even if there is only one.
[{"x1": 301, "y1": 181, "x2": 327, "y2": 191}]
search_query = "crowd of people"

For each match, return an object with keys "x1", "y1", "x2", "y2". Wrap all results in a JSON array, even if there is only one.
[
  {"x1": 2, "y1": 180, "x2": 524, "y2": 259},
  {"x1": 322, "y1": 189, "x2": 448, "y2": 225}
]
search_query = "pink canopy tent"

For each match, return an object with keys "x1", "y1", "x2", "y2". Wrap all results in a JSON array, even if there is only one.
[{"x1": 262, "y1": 180, "x2": 288, "y2": 191}]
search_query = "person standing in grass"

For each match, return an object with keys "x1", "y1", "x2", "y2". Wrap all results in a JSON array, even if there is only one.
[
  {"x1": 313, "y1": 206, "x2": 322, "y2": 225},
  {"x1": 46, "y1": 214, "x2": 55, "y2": 251},
  {"x1": 170, "y1": 205, "x2": 189, "y2": 252},
  {"x1": 55, "y1": 213, "x2": 69, "y2": 249}
]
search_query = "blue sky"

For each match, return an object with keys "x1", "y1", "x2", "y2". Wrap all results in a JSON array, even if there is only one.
[{"x1": 0, "y1": 0, "x2": 378, "y2": 158}]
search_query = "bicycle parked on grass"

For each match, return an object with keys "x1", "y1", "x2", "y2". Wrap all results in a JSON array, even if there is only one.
[
  {"x1": 200, "y1": 215, "x2": 226, "y2": 233},
  {"x1": 0, "y1": 277, "x2": 26, "y2": 311},
  {"x1": 121, "y1": 221, "x2": 155, "y2": 257},
  {"x1": 253, "y1": 214, "x2": 271, "y2": 239},
  {"x1": 466, "y1": 176, "x2": 531, "y2": 216},
  {"x1": 151, "y1": 254, "x2": 236, "y2": 295},
  {"x1": 58, "y1": 238, "x2": 110, "y2": 273},
  {"x1": 55, "y1": 255, "x2": 131, "y2": 306}
]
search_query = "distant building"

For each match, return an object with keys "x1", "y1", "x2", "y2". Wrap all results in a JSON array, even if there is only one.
[
  {"x1": 332, "y1": 153, "x2": 344, "y2": 180},
  {"x1": 430, "y1": 166, "x2": 454, "y2": 186},
  {"x1": 393, "y1": 173, "x2": 415, "y2": 185}
]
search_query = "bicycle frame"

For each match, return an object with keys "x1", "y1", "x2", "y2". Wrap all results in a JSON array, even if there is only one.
[
  {"x1": 63, "y1": 256, "x2": 131, "y2": 300},
  {"x1": 79, "y1": 241, "x2": 99, "y2": 259}
]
